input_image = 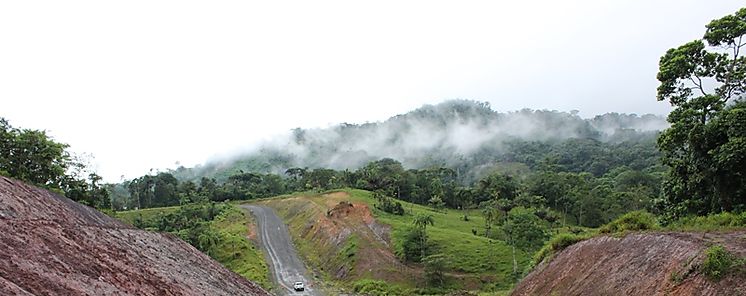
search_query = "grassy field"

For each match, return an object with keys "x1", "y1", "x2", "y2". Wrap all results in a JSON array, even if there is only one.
[{"x1": 114, "y1": 204, "x2": 271, "y2": 289}]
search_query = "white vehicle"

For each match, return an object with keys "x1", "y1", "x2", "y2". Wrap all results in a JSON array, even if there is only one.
[{"x1": 293, "y1": 281, "x2": 305, "y2": 292}]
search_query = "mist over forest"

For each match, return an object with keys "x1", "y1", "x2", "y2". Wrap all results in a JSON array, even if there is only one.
[{"x1": 171, "y1": 100, "x2": 667, "y2": 183}]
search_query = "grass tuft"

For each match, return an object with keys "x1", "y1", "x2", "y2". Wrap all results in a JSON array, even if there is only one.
[
  {"x1": 668, "y1": 212, "x2": 746, "y2": 232},
  {"x1": 599, "y1": 210, "x2": 658, "y2": 234},
  {"x1": 532, "y1": 233, "x2": 588, "y2": 267}
]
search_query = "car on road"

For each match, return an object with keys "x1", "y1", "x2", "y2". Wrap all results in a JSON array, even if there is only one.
[{"x1": 293, "y1": 281, "x2": 304, "y2": 292}]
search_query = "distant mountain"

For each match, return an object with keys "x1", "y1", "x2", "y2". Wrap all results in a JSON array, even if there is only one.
[{"x1": 171, "y1": 100, "x2": 667, "y2": 182}]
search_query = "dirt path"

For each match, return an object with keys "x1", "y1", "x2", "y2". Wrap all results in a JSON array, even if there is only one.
[{"x1": 241, "y1": 205, "x2": 322, "y2": 296}]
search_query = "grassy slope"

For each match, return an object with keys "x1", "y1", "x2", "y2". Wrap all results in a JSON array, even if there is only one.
[
  {"x1": 261, "y1": 189, "x2": 529, "y2": 292},
  {"x1": 114, "y1": 204, "x2": 271, "y2": 289},
  {"x1": 345, "y1": 189, "x2": 529, "y2": 288},
  {"x1": 211, "y1": 206, "x2": 271, "y2": 288}
]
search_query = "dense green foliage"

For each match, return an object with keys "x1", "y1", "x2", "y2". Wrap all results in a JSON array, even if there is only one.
[
  {"x1": 503, "y1": 207, "x2": 550, "y2": 252},
  {"x1": 0, "y1": 117, "x2": 110, "y2": 208},
  {"x1": 656, "y1": 8, "x2": 746, "y2": 220},
  {"x1": 124, "y1": 202, "x2": 227, "y2": 251}
]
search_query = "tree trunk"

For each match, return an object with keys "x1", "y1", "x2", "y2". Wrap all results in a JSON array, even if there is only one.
[
  {"x1": 512, "y1": 245, "x2": 518, "y2": 278},
  {"x1": 420, "y1": 229, "x2": 426, "y2": 261}
]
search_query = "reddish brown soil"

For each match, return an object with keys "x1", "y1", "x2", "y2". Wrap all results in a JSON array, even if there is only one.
[
  {"x1": 512, "y1": 231, "x2": 746, "y2": 296},
  {"x1": 266, "y1": 192, "x2": 420, "y2": 285},
  {"x1": 0, "y1": 176, "x2": 270, "y2": 296}
]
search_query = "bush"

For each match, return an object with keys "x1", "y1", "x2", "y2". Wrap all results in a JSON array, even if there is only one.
[
  {"x1": 374, "y1": 192, "x2": 405, "y2": 215},
  {"x1": 424, "y1": 254, "x2": 449, "y2": 287},
  {"x1": 352, "y1": 279, "x2": 410, "y2": 295},
  {"x1": 401, "y1": 228, "x2": 428, "y2": 262},
  {"x1": 599, "y1": 210, "x2": 658, "y2": 234},
  {"x1": 701, "y1": 245, "x2": 740, "y2": 281},
  {"x1": 669, "y1": 212, "x2": 746, "y2": 231},
  {"x1": 532, "y1": 233, "x2": 587, "y2": 266}
]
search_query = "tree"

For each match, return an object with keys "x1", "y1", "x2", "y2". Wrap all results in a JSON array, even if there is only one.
[
  {"x1": 0, "y1": 118, "x2": 112, "y2": 209},
  {"x1": 503, "y1": 207, "x2": 549, "y2": 252},
  {"x1": 503, "y1": 207, "x2": 549, "y2": 277},
  {"x1": 0, "y1": 118, "x2": 71, "y2": 188},
  {"x1": 423, "y1": 254, "x2": 448, "y2": 287},
  {"x1": 480, "y1": 201, "x2": 499, "y2": 237},
  {"x1": 412, "y1": 213, "x2": 435, "y2": 260},
  {"x1": 401, "y1": 227, "x2": 427, "y2": 262},
  {"x1": 656, "y1": 8, "x2": 746, "y2": 219},
  {"x1": 428, "y1": 195, "x2": 445, "y2": 210}
]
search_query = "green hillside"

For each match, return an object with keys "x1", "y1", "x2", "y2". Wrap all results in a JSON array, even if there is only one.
[{"x1": 258, "y1": 189, "x2": 531, "y2": 294}]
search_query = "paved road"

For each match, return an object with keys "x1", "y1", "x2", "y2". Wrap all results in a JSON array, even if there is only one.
[{"x1": 241, "y1": 205, "x2": 321, "y2": 296}]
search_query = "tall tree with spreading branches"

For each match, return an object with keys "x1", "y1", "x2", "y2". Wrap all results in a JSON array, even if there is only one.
[{"x1": 656, "y1": 8, "x2": 746, "y2": 219}]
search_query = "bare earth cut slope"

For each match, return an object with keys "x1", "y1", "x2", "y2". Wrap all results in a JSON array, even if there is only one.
[
  {"x1": 513, "y1": 231, "x2": 746, "y2": 296},
  {"x1": 262, "y1": 192, "x2": 417, "y2": 286},
  {"x1": 0, "y1": 176, "x2": 270, "y2": 296}
]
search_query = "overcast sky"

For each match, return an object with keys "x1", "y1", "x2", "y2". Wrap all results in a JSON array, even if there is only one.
[{"x1": 1, "y1": 1, "x2": 743, "y2": 182}]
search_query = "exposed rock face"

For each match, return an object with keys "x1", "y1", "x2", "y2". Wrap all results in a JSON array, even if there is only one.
[
  {"x1": 0, "y1": 176, "x2": 270, "y2": 296},
  {"x1": 512, "y1": 231, "x2": 746, "y2": 296}
]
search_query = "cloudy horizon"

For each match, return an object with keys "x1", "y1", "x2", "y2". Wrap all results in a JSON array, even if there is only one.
[{"x1": 1, "y1": 1, "x2": 742, "y2": 181}]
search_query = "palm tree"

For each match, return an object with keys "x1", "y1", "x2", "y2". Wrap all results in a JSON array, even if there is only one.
[
  {"x1": 413, "y1": 213, "x2": 434, "y2": 260},
  {"x1": 482, "y1": 206, "x2": 497, "y2": 237}
]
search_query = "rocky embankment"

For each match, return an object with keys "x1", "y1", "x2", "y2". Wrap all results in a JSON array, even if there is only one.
[
  {"x1": 513, "y1": 231, "x2": 746, "y2": 296},
  {"x1": 0, "y1": 176, "x2": 269, "y2": 296}
]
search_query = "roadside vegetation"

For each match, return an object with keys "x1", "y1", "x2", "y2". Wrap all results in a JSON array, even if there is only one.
[
  {"x1": 701, "y1": 245, "x2": 745, "y2": 281},
  {"x1": 116, "y1": 203, "x2": 271, "y2": 289}
]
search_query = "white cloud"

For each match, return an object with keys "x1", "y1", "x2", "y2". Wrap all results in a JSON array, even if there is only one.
[{"x1": 0, "y1": 0, "x2": 742, "y2": 181}]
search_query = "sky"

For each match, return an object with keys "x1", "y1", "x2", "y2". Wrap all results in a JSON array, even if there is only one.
[{"x1": 1, "y1": 0, "x2": 743, "y2": 182}]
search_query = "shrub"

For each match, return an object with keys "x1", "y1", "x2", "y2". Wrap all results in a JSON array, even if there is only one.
[
  {"x1": 424, "y1": 254, "x2": 449, "y2": 287},
  {"x1": 374, "y1": 192, "x2": 405, "y2": 215},
  {"x1": 532, "y1": 233, "x2": 587, "y2": 266},
  {"x1": 401, "y1": 228, "x2": 428, "y2": 262},
  {"x1": 599, "y1": 210, "x2": 658, "y2": 234},
  {"x1": 669, "y1": 212, "x2": 746, "y2": 231},
  {"x1": 352, "y1": 279, "x2": 410, "y2": 295},
  {"x1": 701, "y1": 245, "x2": 739, "y2": 281}
]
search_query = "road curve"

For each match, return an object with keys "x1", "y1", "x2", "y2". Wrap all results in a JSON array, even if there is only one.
[{"x1": 241, "y1": 205, "x2": 321, "y2": 296}]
